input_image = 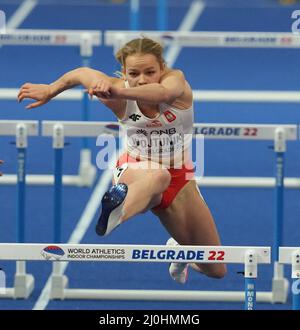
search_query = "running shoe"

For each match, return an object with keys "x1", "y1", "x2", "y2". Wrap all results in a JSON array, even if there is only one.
[
  {"x1": 95, "y1": 183, "x2": 128, "y2": 236},
  {"x1": 166, "y1": 237, "x2": 189, "y2": 284}
]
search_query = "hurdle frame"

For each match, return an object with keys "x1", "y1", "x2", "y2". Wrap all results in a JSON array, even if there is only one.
[
  {"x1": 0, "y1": 243, "x2": 271, "y2": 310},
  {"x1": 0, "y1": 29, "x2": 102, "y2": 187},
  {"x1": 40, "y1": 120, "x2": 296, "y2": 304},
  {"x1": 0, "y1": 120, "x2": 39, "y2": 298},
  {"x1": 0, "y1": 120, "x2": 296, "y2": 304}
]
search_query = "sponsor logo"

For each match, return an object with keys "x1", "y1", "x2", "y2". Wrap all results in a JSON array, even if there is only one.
[
  {"x1": 41, "y1": 245, "x2": 65, "y2": 260},
  {"x1": 129, "y1": 114, "x2": 141, "y2": 122},
  {"x1": 164, "y1": 110, "x2": 176, "y2": 123},
  {"x1": 225, "y1": 36, "x2": 277, "y2": 45},
  {"x1": 132, "y1": 249, "x2": 205, "y2": 261},
  {"x1": 66, "y1": 248, "x2": 126, "y2": 260},
  {"x1": 150, "y1": 127, "x2": 177, "y2": 136},
  {"x1": 163, "y1": 110, "x2": 176, "y2": 123},
  {"x1": 246, "y1": 283, "x2": 255, "y2": 310},
  {"x1": 194, "y1": 126, "x2": 240, "y2": 136},
  {"x1": 0, "y1": 34, "x2": 51, "y2": 43},
  {"x1": 136, "y1": 129, "x2": 147, "y2": 136},
  {"x1": 193, "y1": 126, "x2": 259, "y2": 137}
]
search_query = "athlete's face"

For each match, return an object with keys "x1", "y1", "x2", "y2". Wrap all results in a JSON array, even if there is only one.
[{"x1": 124, "y1": 54, "x2": 163, "y2": 87}]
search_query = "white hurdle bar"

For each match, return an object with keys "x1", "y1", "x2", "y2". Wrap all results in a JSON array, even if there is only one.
[
  {"x1": 0, "y1": 120, "x2": 39, "y2": 299},
  {"x1": 1, "y1": 121, "x2": 298, "y2": 188},
  {"x1": 193, "y1": 123, "x2": 298, "y2": 188},
  {"x1": 0, "y1": 243, "x2": 271, "y2": 309},
  {"x1": 104, "y1": 30, "x2": 300, "y2": 104},
  {"x1": 41, "y1": 121, "x2": 300, "y2": 188},
  {"x1": 0, "y1": 29, "x2": 101, "y2": 50},
  {"x1": 0, "y1": 120, "x2": 121, "y2": 187},
  {"x1": 279, "y1": 247, "x2": 300, "y2": 310},
  {"x1": 104, "y1": 30, "x2": 300, "y2": 49}
]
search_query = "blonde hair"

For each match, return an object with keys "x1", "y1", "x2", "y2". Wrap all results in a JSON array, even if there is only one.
[{"x1": 115, "y1": 37, "x2": 165, "y2": 71}]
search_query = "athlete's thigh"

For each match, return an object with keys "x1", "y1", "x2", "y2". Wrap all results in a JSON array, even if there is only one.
[
  {"x1": 152, "y1": 180, "x2": 222, "y2": 246},
  {"x1": 153, "y1": 180, "x2": 224, "y2": 274},
  {"x1": 112, "y1": 161, "x2": 163, "y2": 186}
]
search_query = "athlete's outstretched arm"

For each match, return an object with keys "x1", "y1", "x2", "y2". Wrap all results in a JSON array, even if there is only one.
[
  {"x1": 18, "y1": 67, "x2": 116, "y2": 109},
  {"x1": 121, "y1": 71, "x2": 185, "y2": 104}
]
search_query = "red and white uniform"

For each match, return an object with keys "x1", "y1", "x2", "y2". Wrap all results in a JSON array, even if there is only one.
[{"x1": 114, "y1": 81, "x2": 195, "y2": 210}]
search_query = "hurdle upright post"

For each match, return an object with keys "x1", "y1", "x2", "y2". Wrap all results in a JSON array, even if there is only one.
[
  {"x1": 53, "y1": 124, "x2": 64, "y2": 244},
  {"x1": 52, "y1": 124, "x2": 69, "y2": 298},
  {"x1": 14, "y1": 123, "x2": 36, "y2": 298},
  {"x1": 0, "y1": 120, "x2": 38, "y2": 299},
  {"x1": 130, "y1": 0, "x2": 139, "y2": 30},
  {"x1": 16, "y1": 123, "x2": 27, "y2": 244},
  {"x1": 78, "y1": 35, "x2": 97, "y2": 187},
  {"x1": 14, "y1": 124, "x2": 29, "y2": 297},
  {"x1": 157, "y1": 0, "x2": 168, "y2": 31},
  {"x1": 272, "y1": 127, "x2": 289, "y2": 302}
]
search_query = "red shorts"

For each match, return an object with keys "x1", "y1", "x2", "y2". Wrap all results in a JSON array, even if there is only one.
[{"x1": 114, "y1": 153, "x2": 195, "y2": 210}]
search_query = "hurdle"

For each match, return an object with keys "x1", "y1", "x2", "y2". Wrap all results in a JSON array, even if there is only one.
[
  {"x1": 39, "y1": 120, "x2": 295, "y2": 304},
  {"x1": 41, "y1": 120, "x2": 121, "y2": 243},
  {"x1": 0, "y1": 29, "x2": 102, "y2": 187},
  {"x1": 0, "y1": 120, "x2": 39, "y2": 298},
  {"x1": 0, "y1": 243, "x2": 271, "y2": 310},
  {"x1": 193, "y1": 123, "x2": 297, "y2": 304}
]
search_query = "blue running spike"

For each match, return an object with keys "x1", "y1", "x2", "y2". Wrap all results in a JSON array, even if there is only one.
[{"x1": 95, "y1": 183, "x2": 128, "y2": 236}]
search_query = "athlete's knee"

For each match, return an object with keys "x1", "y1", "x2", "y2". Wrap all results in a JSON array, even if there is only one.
[{"x1": 206, "y1": 265, "x2": 227, "y2": 279}]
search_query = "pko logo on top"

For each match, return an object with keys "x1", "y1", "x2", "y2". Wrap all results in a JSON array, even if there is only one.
[{"x1": 0, "y1": 11, "x2": 6, "y2": 35}]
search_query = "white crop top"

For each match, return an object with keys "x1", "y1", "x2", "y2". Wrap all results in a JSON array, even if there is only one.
[{"x1": 119, "y1": 81, "x2": 194, "y2": 166}]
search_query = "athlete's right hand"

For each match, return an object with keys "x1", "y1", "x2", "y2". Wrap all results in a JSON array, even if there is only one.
[{"x1": 18, "y1": 83, "x2": 52, "y2": 109}]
